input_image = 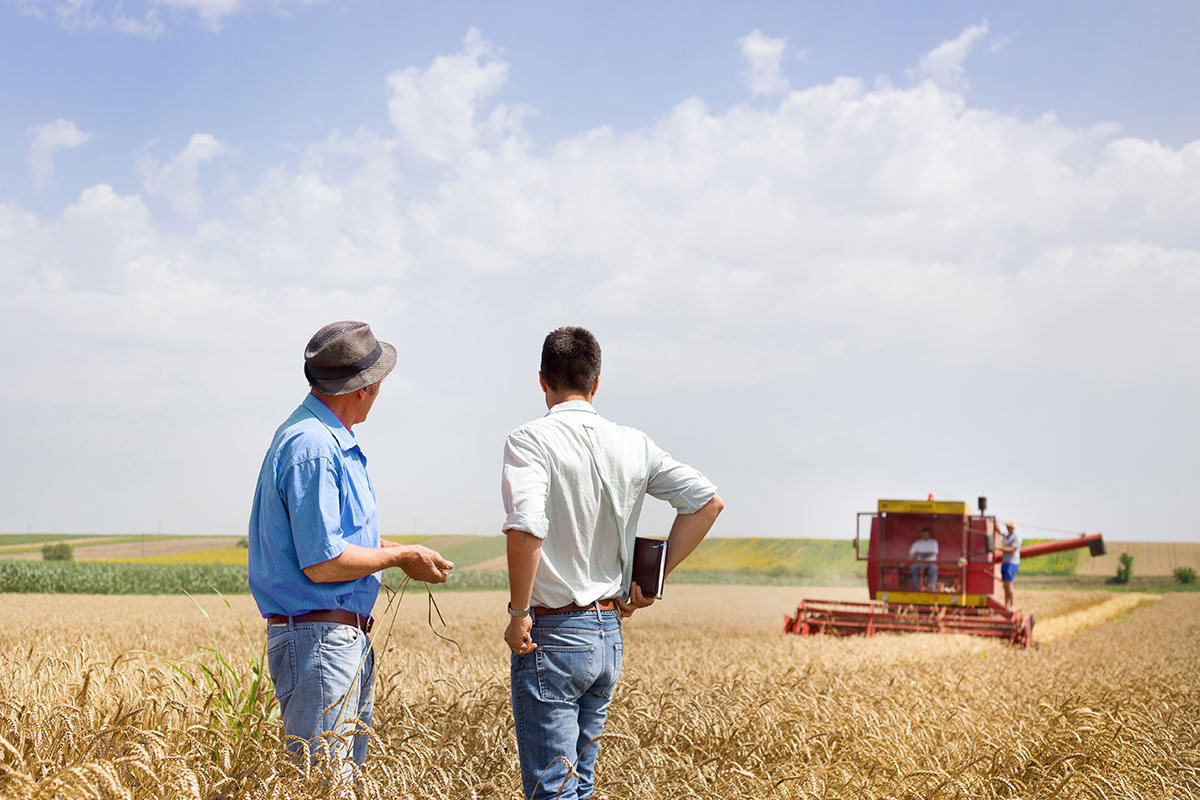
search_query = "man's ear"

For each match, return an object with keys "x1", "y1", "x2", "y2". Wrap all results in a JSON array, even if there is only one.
[
  {"x1": 590, "y1": 375, "x2": 600, "y2": 398},
  {"x1": 538, "y1": 371, "x2": 549, "y2": 393}
]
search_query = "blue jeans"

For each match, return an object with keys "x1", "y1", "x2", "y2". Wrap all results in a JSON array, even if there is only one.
[
  {"x1": 911, "y1": 561, "x2": 938, "y2": 589},
  {"x1": 511, "y1": 609, "x2": 623, "y2": 800},
  {"x1": 266, "y1": 620, "x2": 375, "y2": 770}
]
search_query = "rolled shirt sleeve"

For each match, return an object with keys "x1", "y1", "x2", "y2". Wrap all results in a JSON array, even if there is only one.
[
  {"x1": 280, "y1": 457, "x2": 350, "y2": 569},
  {"x1": 502, "y1": 429, "x2": 551, "y2": 540},
  {"x1": 645, "y1": 439, "x2": 717, "y2": 515}
]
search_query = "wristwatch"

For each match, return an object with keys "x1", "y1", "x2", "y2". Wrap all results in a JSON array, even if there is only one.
[{"x1": 507, "y1": 602, "x2": 531, "y2": 618}]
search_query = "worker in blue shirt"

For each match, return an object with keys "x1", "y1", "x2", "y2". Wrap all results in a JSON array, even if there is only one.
[{"x1": 249, "y1": 320, "x2": 453, "y2": 774}]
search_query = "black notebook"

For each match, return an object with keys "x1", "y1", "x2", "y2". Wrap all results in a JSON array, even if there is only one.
[{"x1": 632, "y1": 537, "x2": 669, "y2": 599}]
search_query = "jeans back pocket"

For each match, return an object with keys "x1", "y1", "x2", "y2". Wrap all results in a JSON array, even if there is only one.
[{"x1": 535, "y1": 644, "x2": 597, "y2": 702}]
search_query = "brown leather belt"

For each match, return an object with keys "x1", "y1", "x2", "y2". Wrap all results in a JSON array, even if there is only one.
[
  {"x1": 533, "y1": 598, "x2": 618, "y2": 617},
  {"x1": 267, "y1": 609, "x2": 374, "y2": 632}
]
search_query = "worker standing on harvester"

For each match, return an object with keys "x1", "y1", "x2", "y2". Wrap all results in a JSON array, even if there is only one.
[{"x1": 999, "y1": 520, "x2": 1021, "y2": 607}]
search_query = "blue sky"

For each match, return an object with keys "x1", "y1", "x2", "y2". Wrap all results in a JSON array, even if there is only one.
[
  {"x1": 1, "y1": 1, "x2": 1198, "y2": 543},
  {"x1": 6, "y1": 1, "x2": 1199, "y2": 212}
]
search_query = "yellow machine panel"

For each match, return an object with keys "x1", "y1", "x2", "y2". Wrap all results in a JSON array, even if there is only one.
[
  {"x1": 877, "y1": 499, "x2": 968, "y2": 516},
  {"x1": 876, "y1": 592, "x2": 989, "y2": 608}
]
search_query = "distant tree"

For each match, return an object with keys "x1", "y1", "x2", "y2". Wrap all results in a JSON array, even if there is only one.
[
  {"x1": 236, "y1": 538, "x2": 249, "y2": 549},
  {"x1": 1174, "y1": 566, "x2": 1197, "y2": 584},
  {"x1": 1114, "y1": 552, "x2": 1134, "y2": 584},
  {"x1": 42, "y1": 543, "x2": 74, "y2": 561}
]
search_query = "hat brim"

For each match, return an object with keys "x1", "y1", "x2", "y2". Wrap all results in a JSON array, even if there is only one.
[{"x1": 310, "y1": 341, "x2": 397, "y2": 395}]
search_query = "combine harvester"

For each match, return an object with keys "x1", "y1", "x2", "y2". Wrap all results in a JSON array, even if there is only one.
[{"x1": 784, "y1": 497, "x2": 1106, "y2": 647}]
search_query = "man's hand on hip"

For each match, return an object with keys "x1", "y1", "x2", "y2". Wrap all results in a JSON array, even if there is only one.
[
  {"x1": 505, "y1": 615, "x2": 536, "y2": 654},
  {"x1": 396, "y1": 545, "x2": 454, "y2": 583}
]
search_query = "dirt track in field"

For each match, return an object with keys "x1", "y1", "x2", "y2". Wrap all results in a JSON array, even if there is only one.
[{"x1": 0, "y1": 536, "x2": 241, "y2": 561}]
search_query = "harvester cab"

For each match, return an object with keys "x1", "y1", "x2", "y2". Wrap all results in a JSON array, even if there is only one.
[{"x1": 784, "y1": 496, "x2": 1106, "y2": 647}]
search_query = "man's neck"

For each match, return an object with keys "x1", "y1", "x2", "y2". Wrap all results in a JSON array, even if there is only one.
[
  {"x1": 312, "y1": 392, "x2": 357, "y2": 430},
  {"x1": 544, "y1": 391, "x2": 592, "y2": 409}
]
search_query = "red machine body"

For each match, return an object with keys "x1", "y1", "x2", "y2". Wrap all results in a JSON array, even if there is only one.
[{"x1": 784, "y1": 498, "x2": 1105, "y2": 646}]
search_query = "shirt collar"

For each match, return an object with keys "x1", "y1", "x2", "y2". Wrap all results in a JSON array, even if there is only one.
[
  {"x1": 546, "y1": 399, "x2": 598, "y2": 416},
  {"x1": 302, "y1": 393, "x2": 359, "y2": 452}
]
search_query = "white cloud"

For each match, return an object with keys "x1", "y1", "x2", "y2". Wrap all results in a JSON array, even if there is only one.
[
  {"x1": 386, "y1": 27, "x2": 524, "y2": 165},
  {"x1": 26, "y1": 119, "x2": 91, "y2": 191},
  {"x1": 11, "y1": 0, "x2": 331, "y2": 34},
  {"x1": 48, "y1": 0, "x2": 104, "y2": 30},
  {"x1": 137, "y1": 133, "x2": 230, "y2": 216},
  {"x1": 1, "y1": 27, "x2": 1198, "y2": 540},
  {"x1": 153, "y1": 0, "x2": 242, "y2": 27},
  {"x1": 9, "y1": 31, "x2": 1200, "y2": 387},
  {"x1": 737, "y1": 29, "x2": 789, "y2": 97},
  {"x1": 915, "y1": 19, "x2": 990, "y2": 90},
  {"x1": 113, "y1": 7, "x2": 165, "y2": 37}
]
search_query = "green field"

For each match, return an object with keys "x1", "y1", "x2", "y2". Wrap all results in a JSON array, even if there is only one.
[{"x1": 0, "y1": 561, "x2": 250, "y2": 594}]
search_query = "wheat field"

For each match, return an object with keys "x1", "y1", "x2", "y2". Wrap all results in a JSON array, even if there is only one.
[{"x1": 0, "y1": 585, "x2": 1196, "y2": 799}]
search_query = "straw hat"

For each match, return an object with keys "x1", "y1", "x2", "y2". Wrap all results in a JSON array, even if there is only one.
[{"x1": 303, "y1": 321, "x2": 396, "y2": 395}]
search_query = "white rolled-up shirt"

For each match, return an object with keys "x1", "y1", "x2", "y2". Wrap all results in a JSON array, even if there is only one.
[{"x1": 502, "y1": 400, "x2": 717, "y2": 608}]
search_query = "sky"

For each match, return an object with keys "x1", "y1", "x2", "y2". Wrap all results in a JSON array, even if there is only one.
[{"x1": 1, "y1": 1, "x2": 1198, "y2": 544}]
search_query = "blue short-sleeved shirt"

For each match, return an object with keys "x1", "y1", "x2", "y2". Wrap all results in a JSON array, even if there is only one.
[{"x1": 249, "y1": 393, "x2": 382, "y2": 618}]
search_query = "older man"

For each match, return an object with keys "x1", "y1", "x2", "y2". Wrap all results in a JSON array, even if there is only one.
[
  {"x1": 249, "y1": 320, "x2": 453, "y2": 769},
  {"x1": 502, "y1": 326, "x2": 724, "y2": 800}
]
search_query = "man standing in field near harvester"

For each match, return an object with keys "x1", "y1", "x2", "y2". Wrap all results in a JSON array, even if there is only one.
[
  {"x1": 249, "y1": 320, "x2": 454, "y2": 773},
  {"x1": 502, "y1": 326, "x2": 725, "y2": 800},
  {"x1": 999, "y1": 519, "x2": 1021, "y2": 608}
]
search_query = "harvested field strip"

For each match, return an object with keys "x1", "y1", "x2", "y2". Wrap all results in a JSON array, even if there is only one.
[
  {"x1": 1036, "y1": 593, "x2": 1160, "y2": 643},
  {"x1": 0, "y1": 534, "x2": 110, "y2": 548},
  {"x1": 0, "y1": 535, "x2": 174, "y2": 557}
]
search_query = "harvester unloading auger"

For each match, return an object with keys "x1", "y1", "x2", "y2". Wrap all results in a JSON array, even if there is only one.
[{"x1": 783, "y1": 497, "x2": 1106, "y2": 647}]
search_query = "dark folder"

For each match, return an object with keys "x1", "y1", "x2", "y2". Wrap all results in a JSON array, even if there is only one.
[{"x1": 632, "y1": 537, "x2": 669, "y2": 599}]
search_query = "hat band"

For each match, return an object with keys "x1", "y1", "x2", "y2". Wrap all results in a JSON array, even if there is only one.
[{"x1": 306, "y1": 342, "x2": 382, "y2": 380}]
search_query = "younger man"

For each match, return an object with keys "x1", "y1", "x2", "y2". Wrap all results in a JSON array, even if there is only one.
[{"x1": 501, "y1": 326, "x2": 724, "y2": 800}]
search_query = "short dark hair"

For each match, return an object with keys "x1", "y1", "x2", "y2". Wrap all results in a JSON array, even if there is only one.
[{"x1": 541, "y1": 326, "x2": 601, "y2": 393}]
